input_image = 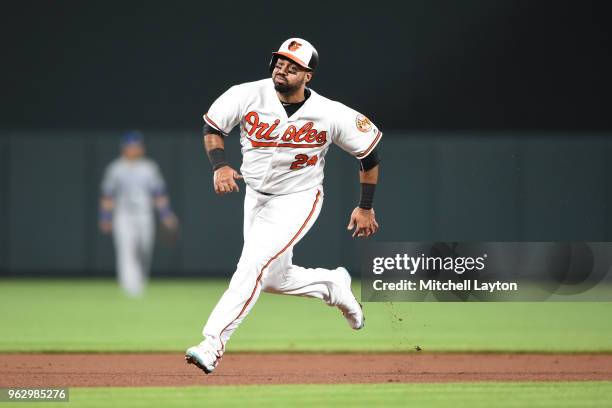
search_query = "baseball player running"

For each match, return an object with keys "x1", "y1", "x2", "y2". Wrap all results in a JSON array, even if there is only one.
[
  {"x1": 99, "y1": 131, "x2": 178, "y2": 297},
  {"x1": 186, "y1": 38, "x2": 382, "y2": 374}
]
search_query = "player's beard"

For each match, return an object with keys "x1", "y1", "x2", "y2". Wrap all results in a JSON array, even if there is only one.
[{"x1": 273, "y1": 78, "x2": 301, "y2": 94}]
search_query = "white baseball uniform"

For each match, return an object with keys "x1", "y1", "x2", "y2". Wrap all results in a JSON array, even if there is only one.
[
  {"x1": 101, "y1": 157, "x2": 167, "y2": 296},
  {"x1": 201, "y1": 78, "x2": 382, "y2": 353}
]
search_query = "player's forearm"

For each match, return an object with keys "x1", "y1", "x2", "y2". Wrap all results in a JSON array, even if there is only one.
[
  {"x1": 154, "y1": 195, "x2": 175, "y2": 221},
  {"x1": 204, "y1": 133, "x2": 225, "y2": 152},
  {"x1": 204, "y1": 134, "x2": 229, "y2": 171},
  {"x1": 99, "y1": 196, "x2": 114, "y2": 222},
  {"x1": 100, "y1": 196, "x2": 114, "y2": 211},
  {"x1": 154, "y1": 195, "x2": 168, "y2": 209},
  {"x1": 359, "y1": 164, "x2": 378, "y2": 184}
]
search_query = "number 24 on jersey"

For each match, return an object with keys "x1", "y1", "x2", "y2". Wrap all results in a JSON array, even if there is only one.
[{"x1": 290, "y1": 154, "x2": 318, "y2": 170}]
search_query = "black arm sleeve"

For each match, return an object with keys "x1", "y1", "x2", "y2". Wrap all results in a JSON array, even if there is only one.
[
  {"x1": 203, "y1": 123, "x2": 223, "y2": 137},
  {"x1": 359, "y1": 147, "x2": 380, "y2": 171}
]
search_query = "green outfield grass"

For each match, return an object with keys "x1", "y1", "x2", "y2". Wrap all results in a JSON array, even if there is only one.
[
  {"x1": 10, "y1": 382, "x2": 612, "y2": 408},
  {"x1": 0, "y1": 279, "x2": 611, "y2": 352}
]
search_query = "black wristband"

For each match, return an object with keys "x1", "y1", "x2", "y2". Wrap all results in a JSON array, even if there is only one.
[
  {"x1": 207, "y1": 148, "x2": 228, "y2": 171},
  {"x1": 359, "y1": 183, "x2": 376, "y2": 210}
]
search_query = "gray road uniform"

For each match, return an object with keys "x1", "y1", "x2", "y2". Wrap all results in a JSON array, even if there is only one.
[{"x1": 101, "y1": 157, "x2": 166, "y2": 296}]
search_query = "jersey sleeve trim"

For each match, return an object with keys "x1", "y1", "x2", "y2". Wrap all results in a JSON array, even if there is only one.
[
  {"x1": 204, "y1": 113, "x2": 228, "y2": 136},
  {"x1": 356, "y1": 130, "x2": 383, "y2": 159}
]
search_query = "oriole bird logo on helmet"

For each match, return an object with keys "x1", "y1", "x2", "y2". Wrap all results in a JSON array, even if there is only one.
[
  {"x1": 269, "y1": 37, "x2": 319, "y2": 73},
  {"x1": 288, "y1": 41, "x2": 302, "y2": 51}
]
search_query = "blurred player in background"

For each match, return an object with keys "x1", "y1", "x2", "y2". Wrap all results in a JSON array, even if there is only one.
[{"x1": 99, "y1": 131, "x2": 179, "y2": 296}]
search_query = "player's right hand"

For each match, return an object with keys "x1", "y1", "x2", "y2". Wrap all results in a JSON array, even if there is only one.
[
  {"x1": 99, "y1": 220, "x2": 112, "y2": 234},
  {"x1": 213, "y1": 166, "x2": 243, "y2": 195}
]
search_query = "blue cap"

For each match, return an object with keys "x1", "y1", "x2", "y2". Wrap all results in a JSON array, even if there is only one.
[{"x1": 121, "y1": 130, "x2": 144, "y2": 146}]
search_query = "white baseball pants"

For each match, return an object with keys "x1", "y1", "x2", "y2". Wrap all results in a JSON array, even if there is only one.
[
  {"x1": 203, "y1": 184, "x2": 349, "y2": 350},
  {"x1": 112, "y1": 213, "x2": 155, "y2": 297}
]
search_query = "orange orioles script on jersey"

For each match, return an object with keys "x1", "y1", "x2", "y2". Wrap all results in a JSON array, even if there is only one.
[
  {"x1": 203, "y1": 78, "x2": 382, "y2": 195},
  {"x1": 244, "y1": 111, "x2": 328, "y2": 148}
]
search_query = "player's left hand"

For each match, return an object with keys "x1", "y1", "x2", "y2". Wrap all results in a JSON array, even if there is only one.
[
  {"x1": 347, "y1": 207, "x2": 379, "y2": 238},
  {"x1": 160, "y1": 214, "x2": 180, "y2": 247},
  {"x1": 162, "y1": 213, "x2": 179, "y2": 231}
]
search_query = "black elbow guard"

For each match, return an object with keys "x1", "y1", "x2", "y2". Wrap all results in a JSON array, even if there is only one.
[
  {"x1": 202, "y1": 123, "x2": 223, "y2": 137},
  {"x1": 359, "y1": 147, "x2": 380, "y2": 171}
]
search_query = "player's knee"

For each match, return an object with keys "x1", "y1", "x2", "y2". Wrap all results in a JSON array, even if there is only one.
[
  {"x1": 236, "y1": 253, "x2": 274, "y2": 273},
  {"x1": 260, "y1": 273, "x2": 284, "y2": 293},
  {"x1": 228, "y1": 256, "x2": 272, "y2": 288}
]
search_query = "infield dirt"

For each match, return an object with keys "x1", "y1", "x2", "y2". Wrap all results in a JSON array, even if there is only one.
[{"x1": 2, "y1": 353, "x2": 612, "y2": 387}]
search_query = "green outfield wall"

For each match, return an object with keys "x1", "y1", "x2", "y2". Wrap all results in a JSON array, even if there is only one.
[{"x1": 1, "y1": 132, "x2": 611, "y2": 276}]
